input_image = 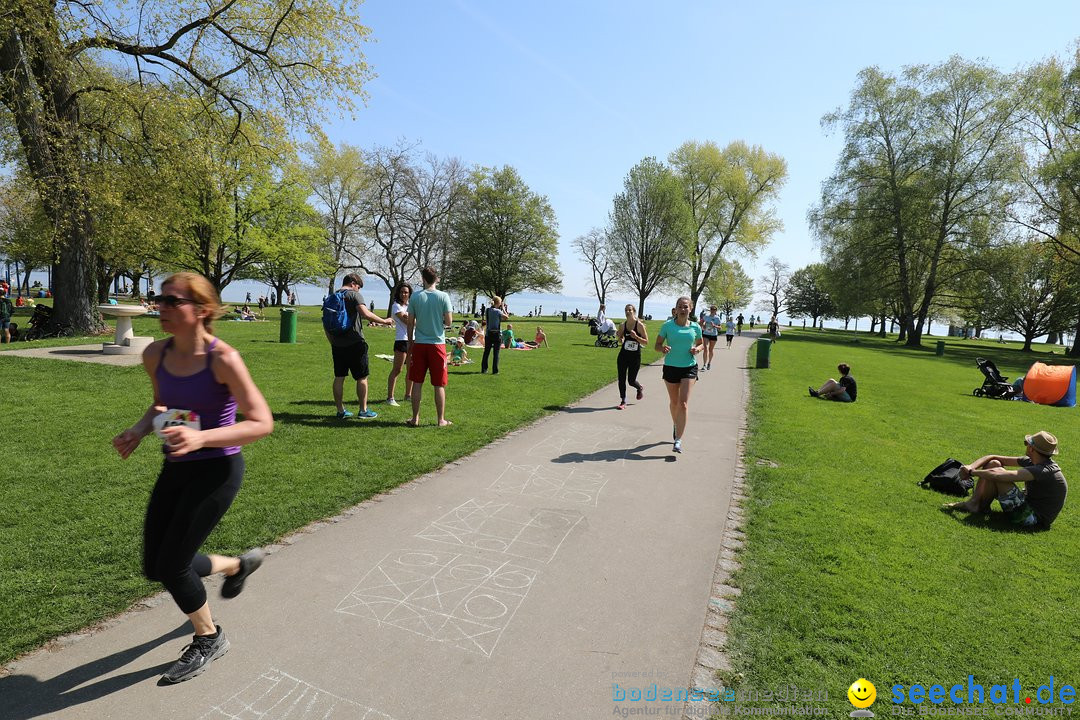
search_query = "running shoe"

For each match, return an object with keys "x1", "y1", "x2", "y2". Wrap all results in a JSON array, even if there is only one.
[
  {"x1": 617, "y1": 402, "x2": 626, "y2": 410},
  {"x1": 161, "y1": 626, "x2": 230, "y2": 684},
  {"x1": 336, "y1": 410, "x2": 353, "y2": 419},
  {"x1": 386, "y1": 398, "x2": 400, "y2": 407},
  {"x1": 636, "y1": 387, "x2": 644, "y2": 400},
  {"x1": 673, "y1": 439, "x2": 682, "y2": 453},
  {"x1": 221, "y1": 548, "x2": 264, "y2": 599},
  {"x1": 357, "y1": 409, "x2": 378, "y2": 419}
]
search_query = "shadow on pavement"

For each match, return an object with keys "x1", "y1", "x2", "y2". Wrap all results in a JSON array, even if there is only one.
[
  {"x1": 0, "y1": 623, "x2": 189, "y2": 720},
  {"x1": 543, "y1": 405, "x2": 610, "y2": 414},
  {"x1": 551, "y1": 442, "x2": 671, "y2": 464}
]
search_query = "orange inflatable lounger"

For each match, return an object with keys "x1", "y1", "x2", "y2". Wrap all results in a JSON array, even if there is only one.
[{"x1": 1022, "y1": 362, "x2": 1077, "y2": 407}]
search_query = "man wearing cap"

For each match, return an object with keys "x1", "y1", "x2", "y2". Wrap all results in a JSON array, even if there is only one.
[{"x1": 945, "y1": 431, "x2": 1068, "y2": 529}]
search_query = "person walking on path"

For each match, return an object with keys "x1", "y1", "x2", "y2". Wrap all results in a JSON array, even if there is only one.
[
  {"x1": 616, "y1": 303, "x2": 648, "y2": 409},
  {"x1": 325, "y1": 274, "x2": 392, "y2": 419},
  {"x1": 736, "y1": 313, "x2": 744, "y2": 335},
  {"x1": 481, "y1": 296, "x2": 509, "y2": 374},
  {"x1": 655, "y1": 296, "x2": 703, "y2": 453},
  {"x1": 111, "y1": 272, "x2": 273, "y2": 684},
  {"x1": 407, "y1": 266, "x2": 454, "y2": 427},
  {"x1": 386, "y1": 283, "x2": 415, "y2": 407},
  {"x1": 701, "y1": 305, "x2": 721, "y2": 370}
]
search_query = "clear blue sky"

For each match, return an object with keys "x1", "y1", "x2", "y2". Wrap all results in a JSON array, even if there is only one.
[{"x1": 316, "y1": 0, "x2": 1080, "y2": 308}]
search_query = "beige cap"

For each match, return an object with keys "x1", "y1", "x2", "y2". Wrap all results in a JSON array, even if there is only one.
[{"x1": 1026, "y1": 430, "x2": 1059, "y2": 456}]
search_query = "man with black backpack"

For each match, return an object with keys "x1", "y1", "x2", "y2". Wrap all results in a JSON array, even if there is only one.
[
  {"x1": 944, "y1": 430, "x2": 1068, "y2": 530},
  {"x1": 324, "y1": 274, "x2": 392, "y2": 419}
]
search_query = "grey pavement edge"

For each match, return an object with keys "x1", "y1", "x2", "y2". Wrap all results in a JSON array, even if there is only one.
[{"x1": 1, "y1": 331, "x2": 758, "y2": 720}]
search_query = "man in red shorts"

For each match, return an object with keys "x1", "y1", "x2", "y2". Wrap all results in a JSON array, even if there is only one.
[{"x1": 406, "y1": 266, "x2": 454, "y2": 427}]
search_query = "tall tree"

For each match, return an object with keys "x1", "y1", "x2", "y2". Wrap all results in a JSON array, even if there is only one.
[
  {"x1": 0, "y1": 0, "x2": 372, "y2": 333},
  {"x1": 985, "y1": 242, "x2": 1080, "y2": 351},
  {"x1": 786, "y1": 263, "x2": 835, "y2": 328},
  {"x1": 306, "y1": 139, "x2": 368, "y2": 294},
  {"x1": 817, "y1": 59, "x2": 1022, "y2": 347},
  {"x1": 572, "y1": 227, "x2": 615, "y2": 305},
  {"x1": 249, "y1": 177, "x2": 330, "y2": 305},
  {"x1": 669, "y1": 140, "x2": 787, "y2": 310},
  {"x1": 756, "y1": 256, "x2": 789, "y2": 318},
  {"x1": 607, "y1": 157, "x2": 693, "y2": 317},
  {"x1": 703, "y1": 258, "x2": 754, "y2": 317}
]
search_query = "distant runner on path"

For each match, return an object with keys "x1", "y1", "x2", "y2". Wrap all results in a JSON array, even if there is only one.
[
  {"x1": 111, "y1": 272, "x2": 273, "y2": 684},
  {"x1": 615, "y1": 303, "x2": 648, "y2": 410}
]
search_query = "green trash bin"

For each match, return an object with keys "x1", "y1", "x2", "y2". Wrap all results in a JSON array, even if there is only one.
[
  {"x1": 755, "y1": 337, "x2": 772, "y2": 368},
  {"x1": 279, "y1": 307, "x2": 298, "y2": 343},
  {"x1": 935, "y1": 340, "x2": 945, "y2": 356}
]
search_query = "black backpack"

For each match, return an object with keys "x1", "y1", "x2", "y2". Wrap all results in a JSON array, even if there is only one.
[{"x1": 919, "y1": 458, "x2": 974, "y2": 497}]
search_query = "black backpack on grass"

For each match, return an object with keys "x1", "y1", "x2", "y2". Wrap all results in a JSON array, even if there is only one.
[{"x1": 919, "y1": 458, "x2": 974, "y2": 497}]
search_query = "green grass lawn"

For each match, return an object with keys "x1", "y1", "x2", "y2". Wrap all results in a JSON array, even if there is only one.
[
  {"x1": 0, "y1": 309, "x2": 658, "y2": 665},
  {"x1": 729, "y1": 328, "x2": 1080, "y2": 711}
]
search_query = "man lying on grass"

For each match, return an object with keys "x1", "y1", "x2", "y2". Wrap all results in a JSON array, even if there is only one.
[{"x1": 944, "y1": 431, "x2": 1068, "y2": 530}]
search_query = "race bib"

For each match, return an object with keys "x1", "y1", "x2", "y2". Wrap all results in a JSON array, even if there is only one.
[
  {"x1": 153, "y1": 409, "x2": 202, "y2": 438},
  {"x1": 623, "y1": 340, "x2": 639, "y2": 352}
]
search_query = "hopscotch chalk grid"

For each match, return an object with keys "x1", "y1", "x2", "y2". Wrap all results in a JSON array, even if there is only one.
[
  {"x1": 335, "y1": 549, "x2": 538, "y2": 657},
  {"x1": 201, "y1": 668, "x2": 396, "y2": 719}
]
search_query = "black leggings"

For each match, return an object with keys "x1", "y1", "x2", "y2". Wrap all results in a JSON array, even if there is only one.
[
  {"x1": 144, "y1": 454, "x2": 244, "y2": 614},
  {"x1": 617, "y1": 350, "x2": 642, "y2": 401},
  {"x1": 481, "y1": 330, "x2": 502, "y2": 373}
]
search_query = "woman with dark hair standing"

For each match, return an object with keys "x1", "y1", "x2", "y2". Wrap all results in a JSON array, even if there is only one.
[
  {"x1": 654, "y1": 296, "x2": 703, "y2": 453},
  {"x1": 387, "y1": 282, "x2": 414, "y2": 406},
  {"x1": 615, "y1": 304, "x2": 648, "y2": 409},
  {"x1": 112, "y1": 272, "x2": 273, "y2": 684}
]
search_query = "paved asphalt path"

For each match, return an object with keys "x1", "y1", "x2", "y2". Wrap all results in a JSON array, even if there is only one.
[{"x1": 2, "y1": 331, "x2": 756, "y2": 720}]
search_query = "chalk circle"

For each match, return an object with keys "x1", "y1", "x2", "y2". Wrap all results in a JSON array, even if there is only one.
[
  {"x1": 464, "y1": 594, "x2": 508, "y2": 620},
  {"x1": 560, "y1": 491, "x2": 593, "y2": 504},
  {"x1": 449, "y1": 563, "x2": 494, "y2": 583},
  {"x1": 397, "y1": 552, "x2": 442, "y2": 567},
  {"x1": 491, "y1": 570, "x2": 534, "y2": 589},
  {"x1": 474, "y1": 538, "x2": 509, "y2": 552},
  {"x1": 531, "y1": 512, "x2": 573, "y2": 529}
]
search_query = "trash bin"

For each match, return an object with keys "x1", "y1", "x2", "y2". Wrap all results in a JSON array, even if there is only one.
[
  {"x1": 279, "y1": 307, "x2": 298, "y2": 343},
  {"x1": 561, "y1": 311, "x2": 567, "y2": 322},
  {"x1": 755, "y1": 338, "x2": 772, "y2": 368},
  {"x1": 935, "y1": 340, "x2": 945, "y2": 356}
]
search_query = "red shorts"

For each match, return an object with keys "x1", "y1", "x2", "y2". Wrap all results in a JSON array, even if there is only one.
[{"x1": 409, "y1": 343, "x2": 448, "y2": 386}]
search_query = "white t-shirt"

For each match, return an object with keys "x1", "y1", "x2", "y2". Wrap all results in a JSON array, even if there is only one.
[{"x1": 391, "y1": 301, "x2": 409, "y2": 342}]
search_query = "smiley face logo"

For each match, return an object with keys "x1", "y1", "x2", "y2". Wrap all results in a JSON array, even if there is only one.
[{"x1": 848, "y1": 679, "x2": 876, "y2": 708}]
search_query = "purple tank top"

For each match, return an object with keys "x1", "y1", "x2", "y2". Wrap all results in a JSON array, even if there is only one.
[{"x1": 156, "y1": 338, "x2": 239, "y2": 462}]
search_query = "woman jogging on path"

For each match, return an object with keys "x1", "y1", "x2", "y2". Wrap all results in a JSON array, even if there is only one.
[
  {"x1": 701, "y1": 305, "x2": 721, "y2": 370},
  {"x1": 387, "y1": 282, "x2": 414, "y2": 406},
  {"x1": 616, "y1": 304, "x2": 648, "y2": 409},
  {"x1": 112, "y1": 272, "x2": 273, "y2": 684},
  {"x1": 655, "y1": 296, "x2": 703, "y2": 453}
]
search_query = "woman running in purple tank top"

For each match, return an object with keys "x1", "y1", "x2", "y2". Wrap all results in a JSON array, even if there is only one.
[{"x1": 112, "y1": 272, "x2": 273, "y2": 684}]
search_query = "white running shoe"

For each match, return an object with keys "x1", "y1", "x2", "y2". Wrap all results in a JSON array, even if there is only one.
[
  {"x1": 673, "y1": 439, "x2": 682, "y2": 453},
  {"x1": 387, "y1": 398, "x2": 400, "y2": 407}
]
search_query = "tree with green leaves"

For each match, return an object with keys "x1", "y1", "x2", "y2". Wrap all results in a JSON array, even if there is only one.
[
  {"x1": 786, "y1": 263, "x2": 835, "y2": 329},
  {"x1": 984, "y1": 242, "x2": 1080, "y2": 351},
  {"x1": 816, "y1": 58, "x2": 1022, "y2": 347},
  {"x1": 0, "y1": 0, "x2": 372, "y2": 333},
  {"x1": 249, "y1": 177, "x2": 330, "y2": 306},
  {"x1": 607, "y1": 157, "x2": 693, "y2": 317},
  {"x1": 449, "y1": 166, "x2": 561, "y2": 301},
  {"x1": 668, "y1": 140, "x2": 786, "y2": 311},
  {"x1": 756, "y1": 256, "x2": 789, "y2": 319},
  {"x1": 306, "y1": 138, "x2": 369, "y2": 294},
  {"x1": 703, "y1": 258, "x2": 753, "y2": 317}
]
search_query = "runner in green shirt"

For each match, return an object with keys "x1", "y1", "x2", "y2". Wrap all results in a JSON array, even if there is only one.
[{"x1": 655, "y1": 296, "x2": 704, "y2": 454}]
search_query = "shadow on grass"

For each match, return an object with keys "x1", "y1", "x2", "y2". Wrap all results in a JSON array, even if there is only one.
[
  {"x1": 939, "y1": 507, "x2": 1049, "y2": 534},
  {"x1": 551, "y1": 441, "x2": 673, "y2": 464},
  {"x1": 0, "y1": 623, "x2": 189, "y2": 720},
  {"x1": 272, "y1": 411, "x2": 404, "y2": 428}
]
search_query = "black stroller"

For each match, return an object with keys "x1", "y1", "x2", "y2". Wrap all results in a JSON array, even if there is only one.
[
  {"x1": 972, "y1": 357, "x2": 1020, "y2": 399},
  {"x1": 23, "y1": 304, "x2": 54, "y2": 340},
  {"x1": 588, "y1": 317, "x2": 619, "y2": 348}
]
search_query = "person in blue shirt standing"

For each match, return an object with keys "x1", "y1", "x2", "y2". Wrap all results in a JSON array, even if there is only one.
[
  {"x1": 407, "y1": 266, "x2": 454, "y2": 427},
  {"x1": 655, "y1": 296, "x2": 704, "y2": 453}
]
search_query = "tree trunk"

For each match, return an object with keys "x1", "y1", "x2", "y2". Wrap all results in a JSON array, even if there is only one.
[
  {"x1": 1047, "y1": 332, "x2": 1058, "y2": 344},
  {"x1": 1023, "y1": 334, "x2": 1034, "y2": 352},
  {"x1": 1071, "y1": 316, "x2": 1080, "y2": 356}
]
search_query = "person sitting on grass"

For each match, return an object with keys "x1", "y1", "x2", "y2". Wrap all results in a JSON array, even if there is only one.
[
  {"x1": 809, "y1": 363, "x2": 857, "y2": 402},
  {"x1": 533, "y1": 326, "x2": 548, "y2": 348},
  {"x1": 450, "y1": 337, "x2": 471, "y2": 365},
  {"x1": 502, "y1": 323, "x2": 516, "y2": 349},
  {"x1": 944, "y1": 431, "x2": 1068, "y2": 530}
]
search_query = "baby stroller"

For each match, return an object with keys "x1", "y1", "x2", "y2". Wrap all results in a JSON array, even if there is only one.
[
  {"x1": 588, "y1": 318, "x2": 619, "y2": 348},
  {"x1": 973, "y1": 357, "x2": 1020, "y2": 399},
  {"x1": 23, "y1": 304, "x2": 54, "y2": 340}
]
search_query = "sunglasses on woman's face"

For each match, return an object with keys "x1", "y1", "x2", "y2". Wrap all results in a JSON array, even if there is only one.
[{"x1": 157, "y1": 295, "x2": 198, "y2": 309}]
